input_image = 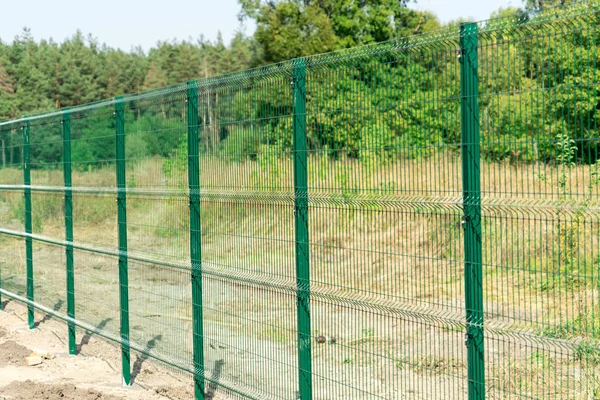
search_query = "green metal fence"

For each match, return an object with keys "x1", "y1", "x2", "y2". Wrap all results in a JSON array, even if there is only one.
[{"x1": 1, "y1": 3, "x2": 600, "y2": 399}]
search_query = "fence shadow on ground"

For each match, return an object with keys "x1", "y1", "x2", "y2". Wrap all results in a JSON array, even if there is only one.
[
  {"x1": 131, "y1": 334, "x2": 163, "y2": 384},
  {"x1": 33, "y1": 299, "x2": 64, "y2": 329},
  {"x1": 76, "y1": 317, "x2": 113, "y2": 354},
  {"x1": 206, "y1": 359, "x2": 225, "y2": 399}
]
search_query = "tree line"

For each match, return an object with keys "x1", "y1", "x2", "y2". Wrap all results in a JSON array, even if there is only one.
[
  {"x1": 1, "y1": 0, "x2": 597, "y2": 169},
  {"x1": 1, "y1": 0, "x2": 562, "y2": 119}
]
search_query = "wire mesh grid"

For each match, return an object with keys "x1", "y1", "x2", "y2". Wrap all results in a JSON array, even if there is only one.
[{"x1": 0, "y1": 2, "x2": 598, "y2": 399}]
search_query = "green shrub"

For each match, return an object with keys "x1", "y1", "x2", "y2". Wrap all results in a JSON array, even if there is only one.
[{"x1": 220, "y1": 126, "x2": 261, "y2": 161}]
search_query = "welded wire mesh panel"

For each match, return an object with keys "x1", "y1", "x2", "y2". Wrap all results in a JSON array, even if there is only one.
[
  {"x1": 203, "y1": 276, "x2": 298, "y2": 398},
  {"x1": 31, "y1": 241, "x2": 66, "y2": 316},
  {"x1": 0, "y1": 126, "x2": 26, "y2": 298},
  {"x1": 478, "y1": 5, "x2": 600, "y2": 399},
  {"x1": 0, "y1": 3, "x2": 599, "y2": 399},
  {"x1": 124, "y1": 87, "x2": 190, "y2": 264},
  {"x1": 0, "y1": 236, "x2": 26, "y2": 297},
  {"x1": 71, "y1": 193, "x2": 117, "y2": 248},
  {"x1": 304, "y1": 32, "x2": 467, "y2": 398},
  {"x1": 70, "y1": 105, "x2": 116, "y2": 181},
  {"x1": 128, "y1": 260, "x2": 193, "y2": 372},
  {"x1": 29, "y1": 117, "x2": 63, "y2": 182},
  {"x1": 25, "y1": 117, "x2": 67, "y2": 316},
  {"x1": 125, "y1": 87, "x2": 189, "y2": 190},
  {"x1": 69, "y1": 105, "x2": 121, "y2": 339},
  {"x1": 28, "y1": 117, "x2": 64, "y2": 241},
  {"x1": 72, "y1": 248, "x2": 120, "y2": 336},
  {"x1": 121, "y1": 86, "x2": 195, "y2": 377},
  {"x1": 126, "y1": 194, "x2": 190, "y2": 262},
  {"x1": 69, "y1": 105, "x2": 119, "y2": 248},
  {"x1": 198, "y1": 71, "x2": 299, "y2": 399}
]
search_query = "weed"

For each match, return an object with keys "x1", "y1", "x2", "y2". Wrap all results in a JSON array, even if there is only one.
[
  {"x1": 361, "y1": 328, "x2": 375, "y2": 338},
  {"x1": 441, "y1": 323, "x2": 464, "y2": 333},
  {"x1": 259, "y1": 326, "x2": 290, "y2": 344},
  {"x1": 574, "y1": 340, "x2": 600, "y2": 365}
]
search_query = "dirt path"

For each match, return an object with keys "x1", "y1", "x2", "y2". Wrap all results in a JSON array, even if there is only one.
[{"x1": 0, "y1": 300, "x2": 199, "y2": 400}]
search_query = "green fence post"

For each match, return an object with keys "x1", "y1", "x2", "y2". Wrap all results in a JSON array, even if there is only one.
[
  {"x1": 115, "y1": 97, "x2": 131, "y2": 385},
  {"x1": 292, "y1": 58, "x2": 312, "y2": 400},
  {"x1": 0, "y1": 128, "x2": 3, "y2": 309},
  {"x1": 23, "y1": 119, "x2": 34, "y2": 329},
  {"x1": 460, "y1": 22, "x2": 485, "y2": 400},
  {"x1": 62, "y1": 110, "x2": 76, "y2": 355},
  {"x1": 187, "y1": 81, "x2": 205, "y2": 400}
]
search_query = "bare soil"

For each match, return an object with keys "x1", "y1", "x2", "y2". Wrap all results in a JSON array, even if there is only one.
[
  {"x1": 0, "y1": 341, "x2": 30, "y2": 368},
  {"x1": 0, "y1": 301, "x2": 208, "y2": 400},
  {"x1": 1, "y1": 380, "x2": 120, "y2": 400}
]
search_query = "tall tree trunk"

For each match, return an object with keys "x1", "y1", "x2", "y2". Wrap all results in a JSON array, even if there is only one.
[
  {"x1": 208, "y1": 92, "x2": 213, "y2": 152},
  {"x1": 1, "y1": 137, "x2": 5, "y2": 169},
  {"x1": 55, "y1": 61, "x2": 61, "y2": 109},
  {"x1": 213, "y1": 93, "x2": 220, "y2": 147},
  {"x1": 203, "y1": 95, "x2": 209, "y2": 153}
]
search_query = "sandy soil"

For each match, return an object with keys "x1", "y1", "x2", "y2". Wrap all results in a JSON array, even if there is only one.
[{"x1": 0, "y1": 300, "x2": 207, "y2": 400}]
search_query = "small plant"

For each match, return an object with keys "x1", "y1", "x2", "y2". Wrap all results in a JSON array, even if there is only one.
[
  {"x1": 162, "y1": 135, "x2": 187, "y2": 188},
  {"x1": 535, "y1": 133, "x2": 599, "y2": 287},
  {"x1": 555, "y1": 133, "x2": 579, "y2": 270},
  {"x1": 361, "y1": 328, "x2": 375, "y2": 338},
  {"x1": 377, "y1": 181, "x2": 396, "y2": 196},
  {"x1": 250, "y1": 144, "x2": 283, "y2": 191},
  {"x1": 530, "y1": 351, "x2": 552, "y2": 369},
  {"x1": 315, "y1": 151, "x2": 330, "y2": 181},
  {"x1": 441, "y1": 322, "x2": 463, "y2": 333},
  {"x1": 393, "y1": 355, "x2": 466, "y2": 376},
  {"x1": 359, "y1": 121, "x2": 397, "y2": 168},
  {"x1": 574, "y1": 340, "x2": 600, "y2": 366},
  {"x1": 260, "y1": 327, "x2": 289, "y2": 344},
  {"x1": 128, "y1": 173, "x2": 137, "y2": 189},
  {"x1": 542, "y1": 309, "x2": 600, "y2": 341}
]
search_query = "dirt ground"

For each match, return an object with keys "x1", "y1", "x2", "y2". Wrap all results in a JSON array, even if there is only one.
[{"x1": 0, "y1": 300, "x2": 216, "y2": 400}]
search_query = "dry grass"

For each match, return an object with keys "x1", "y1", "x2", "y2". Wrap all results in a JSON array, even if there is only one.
[{"x1": 0, "y1": 153, "x2": 599, "y2": 398}]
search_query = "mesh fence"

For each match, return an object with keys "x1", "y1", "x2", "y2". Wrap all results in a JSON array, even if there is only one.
[{"x1": 1, "y1": 2, "x2": 600, "y2": 399}]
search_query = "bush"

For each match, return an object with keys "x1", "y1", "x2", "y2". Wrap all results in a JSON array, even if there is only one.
[{"x1": 220, "y1": 126, "x2": 261, "y2": 161}]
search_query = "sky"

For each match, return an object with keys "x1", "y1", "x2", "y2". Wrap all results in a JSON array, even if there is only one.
[{"x1": 0, "y1": 0, "x2": 522, "y2": 52}]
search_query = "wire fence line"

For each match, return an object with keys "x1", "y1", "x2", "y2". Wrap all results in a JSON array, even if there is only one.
[{"x1": 0, "y1": 2, "x2": 599, "y2": 399}]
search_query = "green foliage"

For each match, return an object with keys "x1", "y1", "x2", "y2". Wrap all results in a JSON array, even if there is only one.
[
  {"x1": 525, "y1": 0, "x2": 579, "y2": 13},
  {"x1": 70, "y1": 114, "x2": 115, "y2": 171},
  {"x1": 543, "y1": 310, "x2": 600, "y2": 342},
  {"x1": 0, "y1": 2, "x2": 597, "y2": 177},
  {"x1": 125, "y1": 133, "x2": 149, "y2": 161},
  {"x1": 552, "y1": 134, "x2": 583, "y2": 273},
  {"x1": 0, "y1": 28, "x2": 258, "y2": 121},
  {"x1": 359, "y1": 121, "x2": 397, "y2": 167},
  {"x1": 250, "y1": 143, "x2": 285, "y2": 189},
  {"x1": 264, "y1": 119, "x2": 293, "y2": 150},
  {"x1": 221, "y1": 127, "x2": 261, "y2": 161},
  {"x1": 0, "y1": 3, "x2": 598, "y2": 172},
  {"x1": 134, "y1": 114, "x2": 182, "y2": 157},
  {"x1": 239, "y1": 0, "x2": 440, "y2": 62},
  {"x1": 162, "y1": 135, "x2": 188, "y2": 187},
  {"x1": 535, "y1": 129, "x2": 600, "y2": 288},
  {"x1": 248, "y1": 2, "x2": 338, "y2": 63},
  {"x1": 574, "y1": 340, "x2": 600, "y2": 366}
]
